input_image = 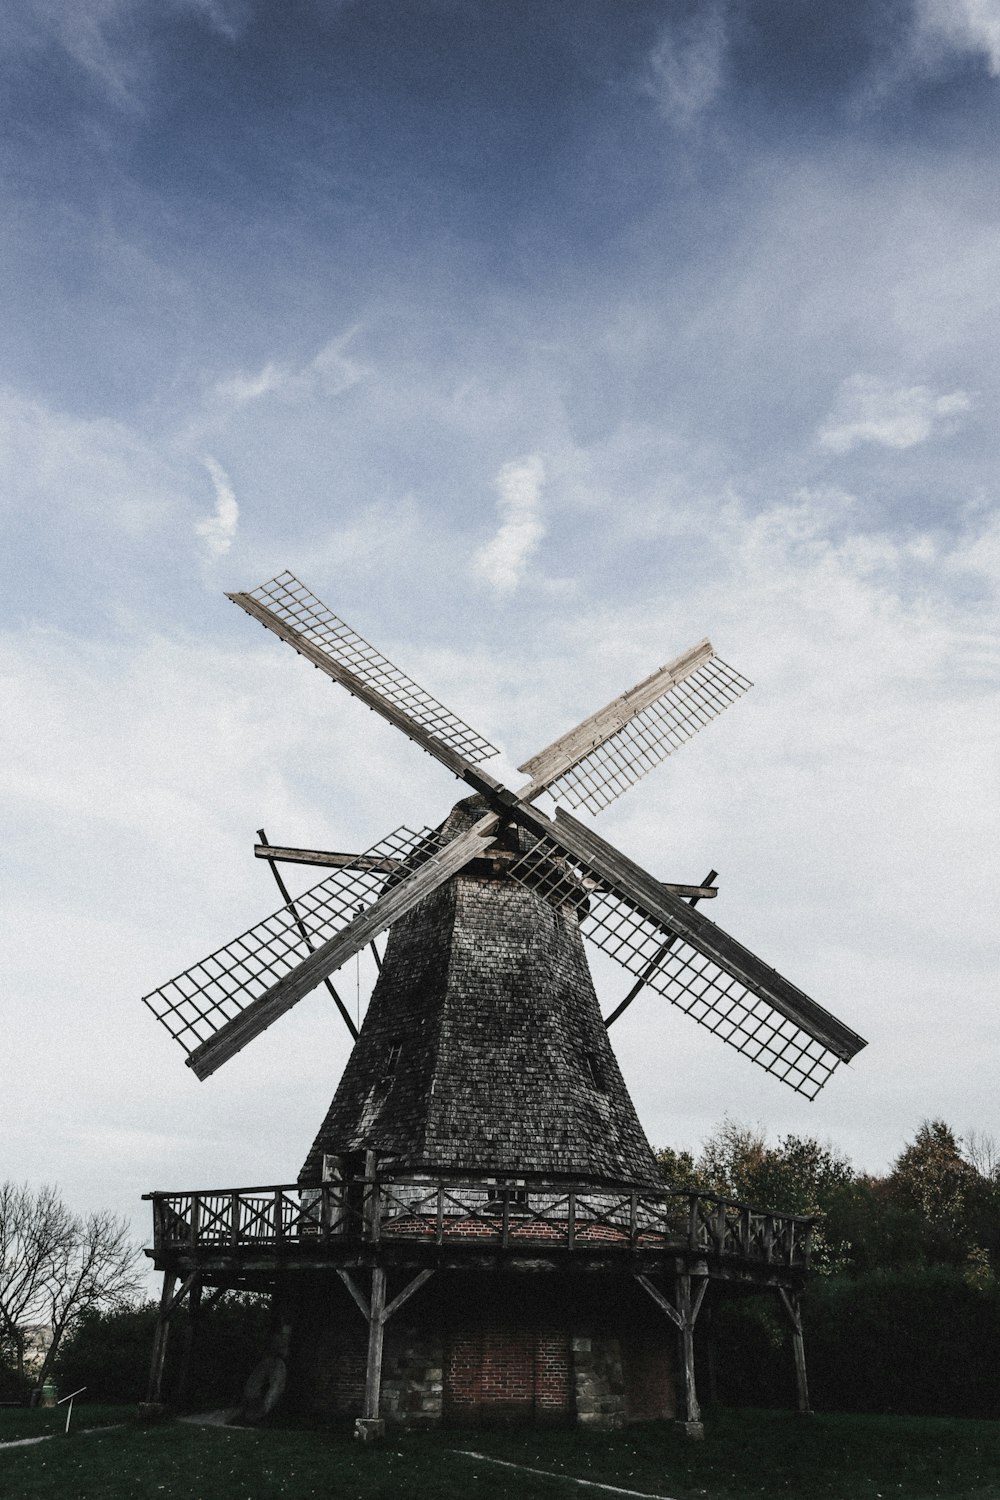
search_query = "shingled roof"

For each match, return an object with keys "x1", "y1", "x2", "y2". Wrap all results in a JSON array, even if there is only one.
[{"x1": 299, "y1": 798, "x2": 660, "y2": 1188}]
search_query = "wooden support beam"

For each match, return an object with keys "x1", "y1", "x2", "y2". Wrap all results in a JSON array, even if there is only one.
[
  {"x1": 634, "y1": 1271, "x2": 707, "y2": 1438},
  {"x1": 677, "y1": 1273, "x2": 703, "y2": 1437},
  {"x1": 336, "y1": 1269, "x2": 370, "y2": 1321},
  {"x1": 176, "y1": 1278, "x2": 202, "y2": 1406},
  {"x1": 382, "y1": 1269, "x2": 434, "y2": 1324},
  {"x1": 146, "y1": 1269, "x2": 178, "y2": 1404},
  {"x1": 363, "y1": 1267, "x2": 387, "y2": 1422},
  {"x1": 256, "y1": 829, "x2": 359, "y2": 1043},
  {"x1": 253, "y1": 844, "x2": 402, "y2": 873},
  {"x1": 165, "y1": 1271, "x2": 199, "y2": 1319},
  {"x1": 777, "y1": 1286, "x2": 811, "y2": 1414},
  {"x1": 339, "y1": 1262, "x2": 434, "y2": 1437},
  {"x1": 634, "y1": 1273, "x2": 683, "y2": 1331}
]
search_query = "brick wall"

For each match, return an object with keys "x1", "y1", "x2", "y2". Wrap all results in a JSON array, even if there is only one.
[{"x1": 444, "y1": 1322, "x2": 571, "y2": 1424}]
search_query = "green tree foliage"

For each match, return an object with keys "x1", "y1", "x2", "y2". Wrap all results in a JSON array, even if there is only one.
[
  {"x1": 658, "y1": 1117, "x2": 1000, "y2": 1420},
  {"x1": 658, "y1": 1117, "x2": 855, "y2": 1271}
]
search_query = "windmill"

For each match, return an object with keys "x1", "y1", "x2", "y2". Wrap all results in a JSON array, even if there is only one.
[{"x1": 142, "y1": 572, "x2": 865, "y2": 1434}]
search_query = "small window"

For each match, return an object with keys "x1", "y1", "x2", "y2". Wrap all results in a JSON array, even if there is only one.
[
  {"x1": 381, "y1": 1041, "x2": 402, "y2": 1082},
  {"x1": 584, "y1": 1050, "x2": 606, "y2": 1092},
  {"x1": 487, "y1": 1183, "x2": 529, "y2": 1214}
]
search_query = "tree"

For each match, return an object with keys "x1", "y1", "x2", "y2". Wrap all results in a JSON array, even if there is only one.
[
  {"x1": 885, "y1": 1119, "x2": 978, "y2": 1265},
  {"x1": 657, "y1": 1118, "x2": 855, "y2": 1271},
  {"x1": 0, "y1": 1183, "x2": 142, "y2": 1395}
]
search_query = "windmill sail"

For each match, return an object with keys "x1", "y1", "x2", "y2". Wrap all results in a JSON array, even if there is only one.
[
  {"x1": 518, "y1": 644, "x2": 752, "y2": 815},
  {"x1": 169, "y1": 814, "x2": 499, "y2": 1080},
  {"x1": 507, "y1": 808, "x2": 866, "y2": 1099},
  {"x1": 142, "y1": 571, "x2": 866, "y2": 1103},
  {"x1": 231, "y1": 573, "x2": 500, "y2": 774},
  {"x1": 143, "y1": 822, "x2": 475, "y2": 1072}
]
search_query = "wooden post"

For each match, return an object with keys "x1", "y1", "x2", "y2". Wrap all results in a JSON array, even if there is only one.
[
  {"x1": 363, "y1": 1150, "x2": 381, "y2": 1246},
  {"x1": 175, "y1": 1278, "x2": 202, "y2": 1407},
  {"x1": 341, "y1": 1265, "x2": 434, "y2": 1443},
  {"x1": 634, "y1": 1271, "x2": 707, "y2": 1439},
  {"x1": 677, "y1": 1273, "x2": 702, "y2": 1437},
  {"x1": 363, "y1": 1266, "x2": 387, "y2": 1423},
  {"x1": 146, "y1": 1269, "x2": 177, "y2": 1404},
  {"x1": 777, "y1": 1287, "x2": 811, "y2": 1414}
]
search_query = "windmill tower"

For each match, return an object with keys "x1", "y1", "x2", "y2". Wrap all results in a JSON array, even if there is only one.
[{"x1": 143, "y1": 573, "x2": 865, "y2": 1435}]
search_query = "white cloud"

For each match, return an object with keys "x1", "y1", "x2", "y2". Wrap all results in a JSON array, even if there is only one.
[
  {"x1": 473, "y1": 455, "x2": 546, "y2": 594},
  {"x1": 646, "y1": 4, "x2": 728, "y2": 128},
  {"x1": 914, "y1": 0, "x2": 1000, "y2": 76},
  {"x1": 0, "y1": 385, "x2": 179, "y2": 537},
  {"x1": 211, "y1": 328, "x2": 365, "y2": 411},
  {"x1": 194, "y1": 456, "x2": 239, "y2": 556},
  {"x1": 818, "y1": 374, "x2": 973, "y2": 454}
]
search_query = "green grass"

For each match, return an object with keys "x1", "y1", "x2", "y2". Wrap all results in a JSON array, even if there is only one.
[
  {"x1": 0, "y1": 1404, "x2": 134, "y2": 1444},
  {"x1": 2, "y1": 1408, "x2": 1000, "y2": 1499}
]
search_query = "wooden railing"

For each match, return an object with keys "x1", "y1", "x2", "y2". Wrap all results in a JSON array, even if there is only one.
[{"x1": 145, "y1": 1173, "x2": 812, "y2": 1270}]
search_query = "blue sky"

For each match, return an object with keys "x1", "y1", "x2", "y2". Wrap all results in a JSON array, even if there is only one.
[{"x1": 2, "y1": 0, "x2": 999, "y2": 1243}]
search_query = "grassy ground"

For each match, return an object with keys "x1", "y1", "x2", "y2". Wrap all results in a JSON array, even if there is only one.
[
  {"x1": 2, "y1": 1407, "x2": 1000, "y2": 1499},
  {"x1": 0, "y1": 1405, "x2": 134, "y2": 1444}
]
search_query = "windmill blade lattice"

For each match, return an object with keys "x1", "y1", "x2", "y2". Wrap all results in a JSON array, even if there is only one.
[
  {"x1": 506, "y1": 818, "x2": 863, "y2": 1099},
  {"x1": 143, "y1": 824, "x2": 454, "y2": 1061},
  {"x1": 530, "y1": 654, "x2": 752, "y2": 816},
  {"x1": 238, "y1": 572, "x2": 500, "y2": 766}
]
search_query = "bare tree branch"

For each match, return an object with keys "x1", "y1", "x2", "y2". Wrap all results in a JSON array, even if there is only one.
[{"x1": 0, "y1": 1183, "x2": 142, "y2": 1390}]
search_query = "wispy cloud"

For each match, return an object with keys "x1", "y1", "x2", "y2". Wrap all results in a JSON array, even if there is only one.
[
  {"x1": 10, "y1": 0, "x2": 247, "y2": 110},
  {"x1": 818, "y1": 374, "x2": 973, "y2": 454},
  {"x1": 194, "y1": 457, "x2": 239, "y2": 556},
  {"x1": 913, "y1": 0, "x2": 1000, "y2": 76},
  {"x1": 646, "y1": 4, "x2": 728, "y2": 128},
  {"x1": 211, "y1": 329, "x2": 365, "y2": 411},
  {"x1": 473, "y1": 455, "x2": 546, "y2": 595}
]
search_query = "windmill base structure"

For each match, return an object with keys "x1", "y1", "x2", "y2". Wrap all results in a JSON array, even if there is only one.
[{"x1": 141, "y1": 574, "x2": 863, "y2": 1435}]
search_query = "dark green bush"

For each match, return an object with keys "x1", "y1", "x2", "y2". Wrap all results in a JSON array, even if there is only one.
[
  {"x1": 54, "y1": 1293, "x2": 270, "y2": 1408},
  {"x1": 709, "y1": 1267, "x2": 1000, "y2": 1419}
]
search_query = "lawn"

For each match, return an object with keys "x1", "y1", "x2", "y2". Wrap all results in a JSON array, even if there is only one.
[{"x1": 2, "y1": 1408, "x2": 1000, "y2": 1499}]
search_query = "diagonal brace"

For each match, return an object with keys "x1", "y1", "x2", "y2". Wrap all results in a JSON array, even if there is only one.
[
  {"x1": 605, "y1": 871, "x2": 717, "y2": 1028},
  {"x1": 257, "y1": 829, "x2": 359, "y2": 1042}
]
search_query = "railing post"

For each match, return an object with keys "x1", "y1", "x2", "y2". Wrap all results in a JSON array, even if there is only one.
[
  {"x1": 273, "y1": 1190, "x2": 283, "y2": 1244},
  {"x1": 740, "y1": 1207, "x2": 751, "y2": 1256},
  {"x1": 715, "y1": 1201, "x2": 727, "y2": 1255},
  {"x1": 230, "y1": 1192, "x2": 240, "y2": 1249},
  {"x1": 436, "y1": 1184, "x2": 444, "y2": 1245},
  {"x1": 567, "y1": 1191, "x2": 576, "y2": 1252},
  {"x1": 363, "y1": 1151, "x2": 381, "y2": 1247},
  {"x1": 190, "y1": 1196, "x2": 200, "y2": 1251},
  {"x1": 501, "y1": 1187, "x2": 510, "y2": 1249},
  {"x1": 687, "y1": 1194, "x2": 698, "y2": 1251}
]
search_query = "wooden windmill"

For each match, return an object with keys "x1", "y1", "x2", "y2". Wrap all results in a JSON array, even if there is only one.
[{"x1": 143, "y1": 572, "x2": 865, "y2": 1435}]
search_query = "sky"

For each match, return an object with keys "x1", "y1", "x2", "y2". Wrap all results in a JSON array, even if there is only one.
[{"x1": 2, "y1": 0, "x2": 998, "y2": 1260}]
